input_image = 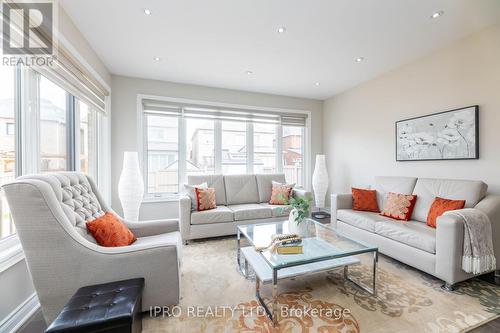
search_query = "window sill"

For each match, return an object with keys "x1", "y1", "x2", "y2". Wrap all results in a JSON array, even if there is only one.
[
  {"x1": 0, "y1": 235, "x2": 24, "y2": 273},
  {"x1": 142, "y1": 195, "x2": 180, "y2": 203}
]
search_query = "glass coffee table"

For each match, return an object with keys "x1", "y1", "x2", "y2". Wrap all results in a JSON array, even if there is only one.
[{"x1": 237, "y1": 218, "x2": 378, "y2": 325}]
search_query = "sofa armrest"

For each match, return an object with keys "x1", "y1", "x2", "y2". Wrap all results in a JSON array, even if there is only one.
[
  {"x1": 435, "y1": 212, "x2": 475, "y2": 284},
  {"x1": 292, "y1": 188, "x2": 312, "y2": 200},
  {"x1": 330, "y1": 193, "x2": 353, "y2": 223},
  {"x1": 179, "y1": 196, "x2": 192, "y2": 242},
  {"x1": 124, "y1": 218, "x2": 179, "y2": 237},
  {"x1": 474, "y1": 195, "x2": 500, "y2": 270}
]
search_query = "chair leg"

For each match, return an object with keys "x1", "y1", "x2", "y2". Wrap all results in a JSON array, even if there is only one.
[
  {"x1": 183, "y1": 240, "x2": 188, "y2": 245},
  {"x1": 441, "y1": 282, "x2": 456, "y2": 291}
]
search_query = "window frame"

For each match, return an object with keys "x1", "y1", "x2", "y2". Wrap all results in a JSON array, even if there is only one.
[
  {"x1": 138, "y1": 94, "x2": 311, "y2": 201},
  {"x1": 0, "y1": 66, "x2": 106, "y2": 248}
]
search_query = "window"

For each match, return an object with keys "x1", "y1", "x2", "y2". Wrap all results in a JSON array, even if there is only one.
[
  {"x1": 39, "y1": 76, "x2": 69, "y2": 172},
  {"x1": 0, "y1": 64, "x2": 16, "y2": 239},
  {"x1": 78, "y1": 100, "x2": 98, "y2": 178},
  {"x1": 222, "y1": 121, "x2": 247, "y2": 174},
  {"x1": 254, "y1": 123, "x2": 277, "y2": 174},
  {"x1": 146, "y1": 114, "x2": 179, "y2": 194},
  {"x1": 6, "y1": 123, "x2": 15, "y2": 135},
  {"x1": 0, "y1": 65, "x2": 107, "y2": 243},
  {"x1": 186, "y1": 118, "x2": 215, "y2": 175},
  {"x1": 282, "y1": 126, "x2": 304, "y2": 186},
  {"x1": 142, "y1": 99, "x2": 308, "y2": 198}
]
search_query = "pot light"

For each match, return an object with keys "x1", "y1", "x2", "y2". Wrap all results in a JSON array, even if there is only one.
[
  {"x1": 153, "y1": 56, "x2": 161, "y2": 62},
  {"x1": 315, "y1": 82, "x2": 321, "y2": 86},
  {"x1": 143, "y1": 8, "x2": 152, "y2": 15},
  {"x1": 246, "y1": 70, "x2": 253, "y2": 75},
  {"x1": 277, "y1": 26, "x2": 286, "y2": 33},
  {"x1": 431, "y1": 10, "x2": 444, "y2": 19},
  {"x1": 355, "y1": 57, "x2": 365, "y2": 62}
]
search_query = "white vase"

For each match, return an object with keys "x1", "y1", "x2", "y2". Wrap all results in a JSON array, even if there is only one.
[
  {"x1": 312, "y1": 155, "x2": 329, "y2": 209},
  {"x1": 289, "y1": 208, "x2": 299, "y2": 225},
  {"x1": 118, "y1": 152, "x2": 144, "y2": 221},
  {"x1": 288, "y1": 209, "x2": 308, "y2": 236}
]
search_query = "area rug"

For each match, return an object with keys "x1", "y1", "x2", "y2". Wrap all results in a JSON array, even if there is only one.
[{"x1": 142, "y1": 238, "x2": 500, "y2": 333}]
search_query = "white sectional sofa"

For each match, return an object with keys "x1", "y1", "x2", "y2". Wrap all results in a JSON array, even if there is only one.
[
  {"x1": 331, "y1": 176, "x2": 500, "y2": 289},
  {"x1": 179, "y1": 174, "x2": 311, "y2": 242}
]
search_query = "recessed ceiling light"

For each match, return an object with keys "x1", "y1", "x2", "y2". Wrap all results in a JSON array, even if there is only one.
[
  {"x1": 355, "y1": 57, "x2": 365, "y2": 62},
  {"x1": 431, "y1": 10, "x2": 444, "y2": 19},
  {"x1": 315, "y1": 82, "x2": 321, "y2": 86},
  {"x1": 153, "y1": 56, "x2": 161, "y2": 62},
  {"x1": 143, "y1": 8, "x2": 152, "y2": 15},
  {"x1": 277, "y1": 26, "x2": 286, "y2": 33},
  {"x1": 246, "y1": 70, "x2": 253, "y2": 75}
]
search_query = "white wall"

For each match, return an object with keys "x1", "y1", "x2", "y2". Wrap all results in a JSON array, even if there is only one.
[
  {"x1": 111, "y1": 75, "x2": 323, "y2": 218},
  {"x1": 323, "y1": 24, "x2": 500, "y2": 198}
]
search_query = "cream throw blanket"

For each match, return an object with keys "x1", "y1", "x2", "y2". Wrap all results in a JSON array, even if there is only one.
[{"x1": 446, "y1": 208, "x2": 496, "y2": 274}]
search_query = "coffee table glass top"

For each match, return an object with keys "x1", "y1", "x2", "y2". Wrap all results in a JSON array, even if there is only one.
[{"x1": 238, "y1": 218, "x2": 377, "y2": 269}]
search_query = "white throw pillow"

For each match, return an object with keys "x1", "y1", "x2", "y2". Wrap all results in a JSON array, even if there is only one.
[{"x1": 184, "y1": 182, "x2": 208, "y2": 211}]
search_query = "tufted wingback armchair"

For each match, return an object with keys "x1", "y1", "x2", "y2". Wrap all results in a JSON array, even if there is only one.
[{"x1": 2, "y1": 172, "x2": 182, "y2": 324}]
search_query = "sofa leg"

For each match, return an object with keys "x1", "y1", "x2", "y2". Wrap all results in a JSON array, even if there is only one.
[{"x1": 441, "y1": 282, "x2": 456, "y2": 291}]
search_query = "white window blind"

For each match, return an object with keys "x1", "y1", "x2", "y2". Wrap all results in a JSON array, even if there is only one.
[
  {"x1": 32, "y1": 45, "x2": 109, "y2": 113},
  {"x1": 1, "y1": 1, "x2": 109, "y2": 112},
  {"x1": 142, "y1": 99, "x2": 307, "y2": 126}
]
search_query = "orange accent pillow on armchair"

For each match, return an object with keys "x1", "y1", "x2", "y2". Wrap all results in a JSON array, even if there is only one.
[
  {"x1": 86, "y1": 212, "x2": 137, "y2": 247},
  {"x1": 426, "y1": 197, "x2": 466, "y2": 228},
  {"x1": 352, "y1": 187, "x2": 379, "y2": 212}
]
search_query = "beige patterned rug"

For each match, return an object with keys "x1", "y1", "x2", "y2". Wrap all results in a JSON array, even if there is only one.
[{"x1": 143, "y1": 238, "x2": 500, "y2": 333}]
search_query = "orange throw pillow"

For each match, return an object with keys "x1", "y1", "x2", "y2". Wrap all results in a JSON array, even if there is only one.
[
  {"x1": 426, "y1": 197, "x2": 466, "y2": 228},
  {"x1": 352, "y1": 188, "x2": 379, "y2": 212},
  {"x1": 86, "y1": 212, "x2": 136, "y2": 247},
  {"x1": 269, "y1": 182, "x2": 294, "y2": 205},
  {"x1": 380, "y1": 192, "x2": 417, "y2": 221},
  {"x1": 195, "y1": 187, "x2": 217, "y2": 211}
]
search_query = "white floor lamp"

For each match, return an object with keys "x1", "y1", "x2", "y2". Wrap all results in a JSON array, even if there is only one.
[
  {"x1": 118, "y1": 152, "x2": 144, "y2": 221},
  {"x1": 311, "y1": 154, "x2": 331, "y2": 219}
]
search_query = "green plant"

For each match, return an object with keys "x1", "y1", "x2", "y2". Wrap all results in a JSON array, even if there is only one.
[{"x1": 284, "y1": 196, "x2": 311, "y2": 224}]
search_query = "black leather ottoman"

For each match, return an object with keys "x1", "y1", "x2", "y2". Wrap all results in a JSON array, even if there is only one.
[{"x1": 45, "y1": 278, "x2": 144, "y2": 333}]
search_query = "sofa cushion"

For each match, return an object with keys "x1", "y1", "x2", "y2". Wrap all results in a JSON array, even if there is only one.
[
  {"x1": 191, "y1": 206, "x2": 234, "y2": 225},
  {"x1": 188, "y1": 175, "x2": 226, "y2": 205},
  {"x1": 337, "y1": 209, "x2": 393, "y2": 232},
  {"x1": 375, "y1": 220, "x2": 436, "y2": 254},
  {"x1": 269, "y1": 181, "x2": 294, "y2": 205},
  {"x1": 256, "y1": 174, "x2": 287, "y2": 203},
  {"x1": 259, "y1": 203, "x2": 292, "y2": 217},
  {"x1": 228, "y1": 204, "x2": 273, "y2": 221},
  {"x1": 352, "y1": 188, "x2": 379, "y2": 212},
  {"x1": 380, "y1": 192, "x2": 417, "y2": 221},
  {"x1": 224, "y1": 175, "x2": 259, "y2": 205},
  {"x1": 412, "y1": 178, "x2": 488, "y2": 222},
  {"x1": 374, "y1": 176, "x2": 417, "y2": 212}
]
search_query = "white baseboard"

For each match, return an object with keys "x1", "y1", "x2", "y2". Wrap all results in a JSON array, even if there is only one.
[{"x1": 0, "y1": 293, "x2": 40, "y2": 333}]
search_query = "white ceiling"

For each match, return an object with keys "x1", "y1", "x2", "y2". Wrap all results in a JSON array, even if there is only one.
[{"x1": 60, "y1": 0, "x2": 500, "y2": 100}]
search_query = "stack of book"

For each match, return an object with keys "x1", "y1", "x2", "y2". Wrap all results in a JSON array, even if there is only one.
[{"x1": 274, "y1": 235, "x2": 303, "y2": 254}]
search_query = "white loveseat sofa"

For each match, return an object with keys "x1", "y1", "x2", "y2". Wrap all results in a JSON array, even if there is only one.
[
  {"x1": 179, "y1": 174, "x2": 311, "y2": 242},
  {"x1": 331, "y1": 176, "x2": 500, "y2": 289}
]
